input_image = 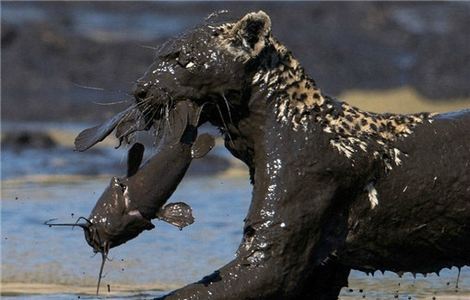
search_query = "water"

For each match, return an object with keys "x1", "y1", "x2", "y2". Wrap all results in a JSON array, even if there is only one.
[
  {"x1": 1, "y1": 124, "x2": 469, "y2": 299},
  {"x1": 1, "y1": 175, "x2": 251, "y2": 298}
]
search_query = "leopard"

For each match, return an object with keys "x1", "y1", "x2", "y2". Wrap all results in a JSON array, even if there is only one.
[{"x1": 77, "y1": 10, "x2": 470, "y2": 300}]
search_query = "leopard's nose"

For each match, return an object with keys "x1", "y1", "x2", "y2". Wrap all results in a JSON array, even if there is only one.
[{"x1": 133, "y1": 82, "x2": 148, "y2": 101}]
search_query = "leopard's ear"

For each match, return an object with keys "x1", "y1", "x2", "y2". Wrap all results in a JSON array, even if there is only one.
[{"x1": 227, "y1": 11, "x2": 271, "y2": 59}]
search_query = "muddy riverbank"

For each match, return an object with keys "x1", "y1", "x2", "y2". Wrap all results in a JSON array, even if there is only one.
[{"x1": 2, "y1": 2, "x2": 470, "y2": 122}]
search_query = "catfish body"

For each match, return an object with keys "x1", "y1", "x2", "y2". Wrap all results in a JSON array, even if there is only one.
[
  {"x1": 47, "y1": 101, "x2": 214, "y2": 295},
  {"x1": 87, "y1": 132, "x2": 213, "y2": 251},
  {"x1": 75, "y1": 100, "x2": 214, "y2": 253},
  {"x1": 123, "y1": 138, "x2": 195, "y2": 221}
]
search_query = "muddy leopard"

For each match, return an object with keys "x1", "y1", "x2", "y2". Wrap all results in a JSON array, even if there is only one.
[{"x1": 78, "y1": 11, "x2": 470, "y2": 299}]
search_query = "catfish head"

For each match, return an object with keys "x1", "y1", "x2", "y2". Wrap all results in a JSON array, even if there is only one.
[
  {"x1": 44, "y1": 177, "x2": 153, "y2": 296},
  {"x1": 45, "y1": 173, "x2": 195, "y2": 295},
  {"x1": 84, "y1": 176, "x2": 155, "y2": 253}
]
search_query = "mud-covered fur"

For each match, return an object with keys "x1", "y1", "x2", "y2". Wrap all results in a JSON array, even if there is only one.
[
  {"x1": 123, "y1": 11, "x2": 470, "y2": 300},
  {"x1": 215, "y1": 13, "x2": 434, "y2": 172}
]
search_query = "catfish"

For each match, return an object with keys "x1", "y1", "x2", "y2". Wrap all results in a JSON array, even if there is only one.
[{"x1": 47, "y1": 101, "x2": 214, "y2": 294}]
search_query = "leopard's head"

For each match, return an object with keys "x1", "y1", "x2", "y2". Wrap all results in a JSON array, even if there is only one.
[{"x1": 133, "y1": 11, "x2": 275, "y2": 133}]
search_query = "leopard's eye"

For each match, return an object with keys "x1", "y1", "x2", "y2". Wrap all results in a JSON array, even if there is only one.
[
  {"x1": 160, "y1": 51, "x2": 180, "y2": 61},
  {"x1": 184, "y1": 61, "x2": 196, "y2": 69},
  {"x1": 175, "y1": 56, "x2": 196, "y2": 69},
  {"x1": 174, "y1": 52, "x2": 196, "y2": 69}
]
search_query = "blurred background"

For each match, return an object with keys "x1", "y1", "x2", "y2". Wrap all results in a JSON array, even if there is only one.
[{"x1": 1, "y1": 2, "x2": 470, "y2": 299}]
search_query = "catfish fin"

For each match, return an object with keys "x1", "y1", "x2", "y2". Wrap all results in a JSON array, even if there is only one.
[
  {"x1": 166, "y1": 101, "x2": 190, "y2": 145},
  {"x1": 74, "y1": 106, "x2": 134, "y2": 152},
  {"x1": 191, "y1": 133, "x2": 215, "y2": 159},
  {"x1": 127, "y1": 143, "x2": 145, "y2": 177},
  {"x1": 157, "y1": 202, "x2": 194, "y2": 230},
  {"x1": 115, "y1": 108, "x2": 149, "y2": 145}
]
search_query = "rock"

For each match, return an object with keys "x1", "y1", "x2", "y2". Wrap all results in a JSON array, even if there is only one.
[
  {"x1": 1, "y1": 130, "x2": 57, "y2": 150},
  {"x1": 1, "y1": 22, "x2": 17, "y2": 48}
]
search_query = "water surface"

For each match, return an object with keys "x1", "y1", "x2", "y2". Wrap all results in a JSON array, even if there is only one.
[{"x1": 1, "y1": 124, "x2": 469, "y2": 299}]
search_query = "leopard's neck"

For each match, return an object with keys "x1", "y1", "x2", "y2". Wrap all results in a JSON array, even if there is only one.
[{"x1": 251, "y1": 38, "x2": 435, "y2": 168}]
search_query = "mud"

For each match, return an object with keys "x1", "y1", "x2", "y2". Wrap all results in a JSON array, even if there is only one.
[{"x1": 1, "y1": 131, "x2": 57, "y2": 150}]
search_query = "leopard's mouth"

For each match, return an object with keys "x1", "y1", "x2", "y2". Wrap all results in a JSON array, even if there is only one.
[
  {"x1": 134, "y1": 82, "x2": 233, "y2": 135},
  {"x1": 74, "y1": 91, "x2": 204, "y2": 152}
]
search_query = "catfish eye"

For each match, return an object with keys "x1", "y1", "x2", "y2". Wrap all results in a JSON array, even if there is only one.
[
  {"x1": 92, "y1": 230, "x2": 103, "y2": 251},
  {"x1": 84, "y1": 226, "x2": 103, "y2": 253},
  {"x1": 84, "y1": 227, "x2": 95, "y2": 247}
]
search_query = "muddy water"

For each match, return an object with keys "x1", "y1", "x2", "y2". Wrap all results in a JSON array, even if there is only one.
[
  {"x1": 1, "y1": 175, "x2": 251, "y2": 298},
  {"x1": 2, "y1": 178, "x2": 469, "y2": 300},
  {"x1": 1, "y1": 125, "x2": 469, "y2": 299}
]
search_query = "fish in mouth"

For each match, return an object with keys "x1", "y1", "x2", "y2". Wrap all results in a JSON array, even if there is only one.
[{"x1": 48, "y1": 100, "x2": 215, "y2": 295}]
